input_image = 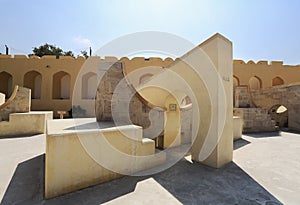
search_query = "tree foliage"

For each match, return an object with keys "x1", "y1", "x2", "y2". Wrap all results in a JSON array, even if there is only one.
[
  {"x1": 80, "y1": 50, "x2": 89, "y2": 59},
  {"x1": 29, "y1": 43, "x2": 74, "y2": 58}
]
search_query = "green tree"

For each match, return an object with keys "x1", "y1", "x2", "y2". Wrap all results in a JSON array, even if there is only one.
[
  {"x1": 63, "y1": 50, "x2": 75, "y2": 58},
  {"x1": 29, "y1": 43, "x2": 75, "y2": 58},
  {"x1": 80, "y1": 50, "x2": 89, "y2": 59}
]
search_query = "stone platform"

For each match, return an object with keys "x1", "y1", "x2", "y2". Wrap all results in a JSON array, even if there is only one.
[
  {"x1": 2, "y1": 131, "x2": 299, "y2": 204},
  {"x1": 0, "y1": 111, "x2": 53, "y2": 137}
]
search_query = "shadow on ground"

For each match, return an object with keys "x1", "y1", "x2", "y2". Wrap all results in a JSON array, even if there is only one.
[
  {"x1": 64, "y1": 121, "x2": 116, "y2": 131},
  {"x1": 1, "y1": 153, "x2": 282, "y2": 205},
  {"x1": 0, "y1": 134, "x2": 40, "y2": 139},
  {"x1": 282, "y1": 129, "x2": 300, "y2": 135},
  {"x1": 234, "y1": 138, "x2": 251, "y2": 150},
  {"x1": 243, "y1": 131, "x2": 282, "y2": 138}
]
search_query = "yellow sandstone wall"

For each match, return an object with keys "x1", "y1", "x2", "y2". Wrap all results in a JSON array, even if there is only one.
[
  {"x1": 0, "y1": 55, "x2": 173, "y2": 117},
  {"x1": 1, "y1": 55, "x2": 300, "y2": 117},
  {"x1": 0, "y1": 55, "x2": 84, "y2": 117},
  {"x1": 233, "y1": 60, "x2": 300, "y2": 89}
]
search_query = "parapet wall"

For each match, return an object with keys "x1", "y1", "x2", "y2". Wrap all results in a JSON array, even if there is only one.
[
  {"x1": 233, "y1": 59, "x2": 300, "y2": 90},
  {"x1": 2, "y1": 54, "x2": 300, "y2": 65},
  {"x1": 2, "y1": 54, "x2": 300, "y2": 71},
  {"x1": 233, "y1": 59, "x2": 286, "y2": 66},
  {"x1": 0, "y1": 54, "x2": 176, "y2": 62}
]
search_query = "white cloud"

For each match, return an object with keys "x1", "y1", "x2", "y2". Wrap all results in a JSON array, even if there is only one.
[{"x1": 73, "y1": 36, "x2": 92, "y2": 47}]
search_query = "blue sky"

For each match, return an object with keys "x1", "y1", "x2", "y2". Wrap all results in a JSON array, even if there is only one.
[{"x1": 0, "y1": 0, "x2": 300, "y2": 64}]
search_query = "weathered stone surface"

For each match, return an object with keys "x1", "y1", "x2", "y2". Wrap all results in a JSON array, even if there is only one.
[
  {"x1": 0, "y1": 86, "x2": 31, "y2": 121},
  {"x1": 234, "y1": 86, "x2": 251, "y2": 108},
  {"x1": 95, "y1": 62, "x2": 164, "y2": 139},
  {"x1": 234, "y1": 108, "x2": 277, "y2": 132},
  {"x1": 234, "y1": 83, "x2": 300, "y2": 132},
  {"x1": 251, "y1": 84, "x2": 300, "y2": 131}
]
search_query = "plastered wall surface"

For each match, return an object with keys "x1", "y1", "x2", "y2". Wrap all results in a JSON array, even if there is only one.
[
  {"x1": 0, "y1": 111, "x2": 53, "y2": 136},
  {"x1": 2, "y1": 55, "x2": 300, "y2": 118},
  {"x1": 45, "y1": 118, "x2": 165, "y2": 198}
]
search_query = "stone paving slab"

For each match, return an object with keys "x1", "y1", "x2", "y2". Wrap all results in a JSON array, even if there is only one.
[
  {"x1": 1, "y1": 132, "x2": 295, "y2": 204},
  {"x1": 234, "y1": 131, "x2": 300, "y2": 205}
]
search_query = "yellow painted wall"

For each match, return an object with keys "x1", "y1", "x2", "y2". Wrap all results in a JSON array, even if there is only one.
[
  {"x1": 0, "y1": 55, "x2": 84, "y2": 117},
  {"x1": 233, "y1": 60, "x2": 300, "y2": 89},
  {"x1": 0, "y1": 55, "x2": 172, "y2": 117},
  {"x1": 1, "y1": 55, "x2": 300, "y2": 118}
]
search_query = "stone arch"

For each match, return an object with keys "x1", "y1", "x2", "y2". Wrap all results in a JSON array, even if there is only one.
[
  {"x1": 180, "y1": 95, "x2": 192, "y2": 108},
  {"x1": 52, "y1": 71, "x2": 71, "y2": 99},
  {"x1": 139, "y1": 74, "x2": 153, "y2": 85},
  {"x1": 233, "y1": 75, "x2": 240, "y2": 87},
  {"x1": 233, "y1": 76, "x2": 240, "y2": 108},
  {"x1": 24, "y1": 70, "x2": 42, "y2": 99},
  {"x1": 272, "y1": 76, "x2": 284, "y2": 86},
  {"x1": 268, "y1": 104, "x2": 288, "y2": 128},
  {"x1": 0, "y1": 71, "x2": 13, "y2": 97},
  {"x1": 249, "y1": 76, "x2": 262, "y2": 91},
  {"x1": 82, "y1": 72, "x2": 97, "y2": 99}
]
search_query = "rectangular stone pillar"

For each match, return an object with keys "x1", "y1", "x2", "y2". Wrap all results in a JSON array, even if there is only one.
[{"x1": 191, "y1": 34, "x2": 233, "y2": 168}]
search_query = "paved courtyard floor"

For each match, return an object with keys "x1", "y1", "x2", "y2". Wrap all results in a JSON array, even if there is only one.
[{"x1": 0, "y1": 131, "x2": 299, "y2": 204}]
